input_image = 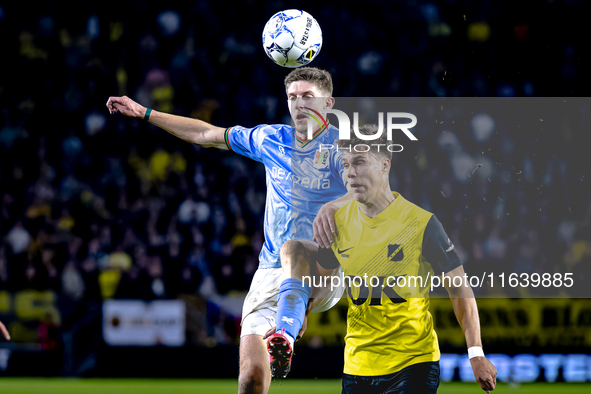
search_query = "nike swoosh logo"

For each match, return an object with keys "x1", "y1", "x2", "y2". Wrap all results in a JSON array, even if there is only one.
[{"x1": 338, "y1": 247, "x2": 354, "y2": 254}]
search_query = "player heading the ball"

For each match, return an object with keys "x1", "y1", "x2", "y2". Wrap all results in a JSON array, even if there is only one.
[{"x1": 107, "y1": 66, "x2": 353, "y2": 393}]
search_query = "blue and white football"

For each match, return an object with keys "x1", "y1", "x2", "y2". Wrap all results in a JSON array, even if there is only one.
[{"x1": 262, "y1": 10, "x2": 322, "y2": 68}]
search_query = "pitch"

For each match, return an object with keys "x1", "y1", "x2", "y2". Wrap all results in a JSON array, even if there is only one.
[{"x1": 0, "y1": 379, "x2": 589, "y2": 394}]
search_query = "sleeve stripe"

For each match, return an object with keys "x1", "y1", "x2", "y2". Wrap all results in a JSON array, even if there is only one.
[{"x1": 224, "y1": 127, "x2": 233, "y2": 151}]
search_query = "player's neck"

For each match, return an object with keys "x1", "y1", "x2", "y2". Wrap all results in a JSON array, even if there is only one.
[
  {"x1": 359, "y1": 188, "x2": 395, "y2": 218},
  {"x1": 295, "y1": 125, "x2": 323, "y2": 144}
]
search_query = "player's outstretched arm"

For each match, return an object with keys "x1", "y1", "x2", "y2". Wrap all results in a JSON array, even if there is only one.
[
  {"x1": 0, "y1": 320, "x2": 10, "y2": 340},
  {"x1": 313, "y1": 189, "x2": 354, "y2": 248},
  {"x1": 444, "y1": 266, "x2": 497, "y2": 393},
  {"x1": 106, "y1": 96, "x2": 228, "y2": 150}
]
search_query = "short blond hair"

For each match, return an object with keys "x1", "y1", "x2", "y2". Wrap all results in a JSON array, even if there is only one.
[{"x1": 284, "y1": 67, "x2": 333, "y2": 96}]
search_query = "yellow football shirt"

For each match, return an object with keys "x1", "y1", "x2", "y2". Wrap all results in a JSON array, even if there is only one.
[{"x1": 317, "y1": 192, "x2": 461, "y2": 376}]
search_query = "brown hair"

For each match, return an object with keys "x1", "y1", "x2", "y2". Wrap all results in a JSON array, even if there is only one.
[
  {"x1": 336, "y1": 124, "x2": 393, "y2": 161},
  {"x1": 284, "y1": 67, "x2": 333, "y2": 96}
]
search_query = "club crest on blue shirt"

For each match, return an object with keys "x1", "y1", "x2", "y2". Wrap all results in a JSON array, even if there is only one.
[{"x1": 313, "y1": 150, "x2": 329, "y2": 169}]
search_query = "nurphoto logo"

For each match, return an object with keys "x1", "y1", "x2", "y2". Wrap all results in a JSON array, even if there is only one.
[{"x1": 304, "y1": 108, "x2": 418, "y2": 152}]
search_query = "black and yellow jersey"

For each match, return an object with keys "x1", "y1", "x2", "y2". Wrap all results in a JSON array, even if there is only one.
[{"x1": 317, "y1": 192, "x2": 461, "y2": 376}]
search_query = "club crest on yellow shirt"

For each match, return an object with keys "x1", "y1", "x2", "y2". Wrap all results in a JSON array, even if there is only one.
[{"x1": 388, "y1": 244, "x2": 404, "y2": 262}]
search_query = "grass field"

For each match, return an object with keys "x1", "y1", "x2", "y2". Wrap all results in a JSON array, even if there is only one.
[{"x1": 0, "y1": 379, "x2": 589, "y2": 393}]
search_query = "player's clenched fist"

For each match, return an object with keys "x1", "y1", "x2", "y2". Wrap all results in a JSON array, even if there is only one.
[
  {"x1": 471, "y1": 356, "x2": 497, "y2": 393},
  {"x1": 106, "y1": 96, "x2": 146, "y2": 118}
]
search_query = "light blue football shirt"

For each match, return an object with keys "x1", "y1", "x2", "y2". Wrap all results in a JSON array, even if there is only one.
[{"x1": 225, "y1": 124, "x2": 347, "y2": 269}]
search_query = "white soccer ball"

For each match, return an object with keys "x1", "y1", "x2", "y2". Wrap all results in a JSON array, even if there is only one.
[{"x1": 262, "y1": 9, "x2": 322, "y2": 68}]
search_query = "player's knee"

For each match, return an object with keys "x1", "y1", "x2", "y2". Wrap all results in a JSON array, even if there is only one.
[
  {"x1": 280, "y1": 241, "x2": 307, "y2": 265},
  {"x1": 280, "y1": 240, "x2": 296, "y2": 259},
  {"x1": 238, "y1": 363, "x2": 265, "y2": 393},
  {"x1": 280, "y1": 241, "x2": 310, "y2": 278}
]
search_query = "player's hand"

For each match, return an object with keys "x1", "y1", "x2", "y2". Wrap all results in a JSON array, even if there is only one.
[
  {"x1": 313, "y1": 201, "x2": 338, "y2": 248},
  {"x1": 262, "y1": 316, "x2": 308, "y2": 342},
  {"x1": 0, "y1": 320, "x2": 10, "y2": 341},
  {"x1": 471, "y1": 356, "x2": 496, "y2": 393},
  {"x1": 106, "y1": 95, "x2": 146, "y2": 118}
]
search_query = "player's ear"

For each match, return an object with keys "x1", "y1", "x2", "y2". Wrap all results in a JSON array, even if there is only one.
[
  {"x1": 382, "y1": 158, "x2": 390, "y2": 172},
  {"x1": 325, "y1": 97, "x2": 335, "y2": 109}
]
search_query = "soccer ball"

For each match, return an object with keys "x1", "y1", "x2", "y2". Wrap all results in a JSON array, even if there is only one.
[{"x1": 262, "y1": 10, "x2": 322, "y2": 68}]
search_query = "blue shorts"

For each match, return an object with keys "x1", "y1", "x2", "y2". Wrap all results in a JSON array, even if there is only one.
[{"x1": 342, "y1": 361, "x2": 440, "y2": 394}]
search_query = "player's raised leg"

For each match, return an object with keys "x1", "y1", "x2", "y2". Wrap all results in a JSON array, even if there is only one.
[
  {"x1": 266, "y1": 240, "x2": 312, "y2": 378},
  {"x1": 276, "y1": 240, "x2": 316, "y2": 338},
  {"x1": 268, "y1": 240, "x2": 340, "y2": 378},
  {"x1": 239, "y1": 334, "x2": 272, "y2": 394}
]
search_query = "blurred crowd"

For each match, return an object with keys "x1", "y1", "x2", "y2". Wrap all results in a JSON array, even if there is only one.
[{"x1": 0, "y1": 0, "x2": 590, "y2": 346}]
